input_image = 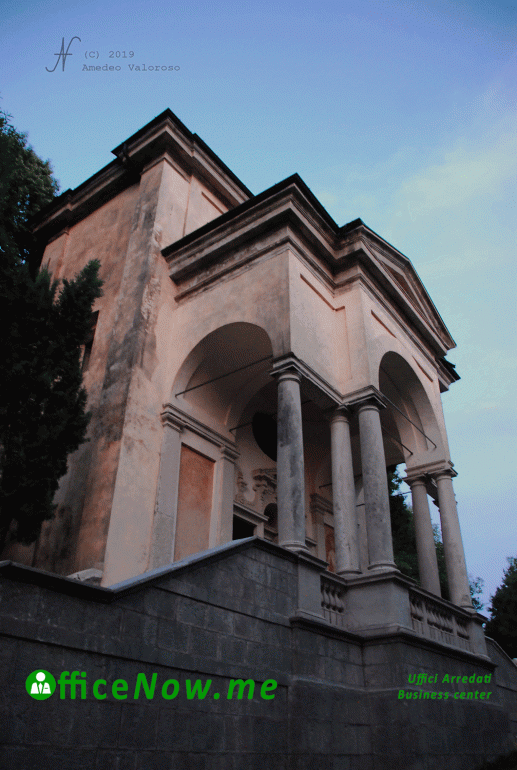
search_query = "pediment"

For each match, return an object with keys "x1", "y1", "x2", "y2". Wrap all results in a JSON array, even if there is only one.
[{"x1": 355, "y1": 231, "x2": 455, "y2": 351}]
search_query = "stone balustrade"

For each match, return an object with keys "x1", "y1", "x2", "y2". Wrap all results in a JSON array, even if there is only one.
[
  {"x1": 320, "y1": 573, "x2": 347, "y2": 628},
  {"x1": 319, "y1": 572, "x2": 476, "y2": 655},
  {"x1": 409, "y1": 588, "x2": 472, "y2": 651}
]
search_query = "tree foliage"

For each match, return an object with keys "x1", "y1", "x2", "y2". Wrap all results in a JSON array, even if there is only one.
[
  {"x1": 0, "y1": 111, "x2": 103, "y2": 551},
  {"x1": 0, "y1": 111, "x2": 58, "y2": 270},
  {"x1": 388, "y1": 468, "x2": 419, "y2": 583},
  {"x1": 469, "y1": 574, "x2": 485, "y2": 613},
  {"x1": 484, "y1": 557, "x2": 517, "y2": 658}
]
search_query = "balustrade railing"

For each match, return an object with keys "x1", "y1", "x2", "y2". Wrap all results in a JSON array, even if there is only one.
[
  {"x1": 409, "y1": 589, "x2": 472, "y2": 651},
  {"x1": 321, "y1": 574, "x2": 346, "y2": 628},
  {"x1": 319, "y1": 575, "x2": 473, "y2": 652}
]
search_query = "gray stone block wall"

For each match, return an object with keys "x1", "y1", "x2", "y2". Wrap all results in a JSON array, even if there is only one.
[{"x1": 1, "y1": 540, "x2": 516, "y2": 769}]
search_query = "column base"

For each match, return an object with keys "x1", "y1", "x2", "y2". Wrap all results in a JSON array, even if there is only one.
[
  {"x1": 281, "y1": 540, "x2": 310, "y2": 553},
  {"x1": 367, "y1": 561, "x2": 399, "y2": 572}
]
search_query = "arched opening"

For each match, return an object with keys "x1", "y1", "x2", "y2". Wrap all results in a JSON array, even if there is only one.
[
  {"x1": 378, "y1": 351, "x2": 444, "y2": 466},
  {"x1": 377, "y1": 352, "x2": 448, "y2": 596},
  {"x1": 173, "y1": 322, "x2": 274, "y2": 428}
]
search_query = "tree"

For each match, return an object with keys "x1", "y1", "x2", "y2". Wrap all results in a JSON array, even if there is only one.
[
  {"x1": 469, "y1": 575, "x2": 485, "y2": 612},
  {"x1": 484, "y1": 557, "x2": 517, "y2": 658},
  {"x1": 0, "y1": 110, "x2": 58, "y2": 271},
  {"x1": 0, "y1": 112, "x2": 103, "y2": 551},
  {"x1": 388, "y1": 467, "x2": 419, "y2": 583}
]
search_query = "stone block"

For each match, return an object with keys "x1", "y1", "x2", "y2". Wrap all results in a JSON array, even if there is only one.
[
  {"x1": 206, "y1": 605, "x2": 234, "y2": 634},
  {"x1": 118, "y1": 704, "x2": 159, "y2": 749},
  {"x1": 0, "y1": 580, "x2": 41, "y2": 620},
  {"x1": 157, "y1": 618, "x2": 190, "y2": 653},
  {"x1": 290, "y1": 754, "x2": 331, "y2": 770},
  {"x1": 83, "y1": 602, "x2": 123, "y2": 638},
  {"x1": 70, "y1": 700, "x2": 123, "y2": 748},
  {"x1": 188, "y1": 713, "x2": 225, "y2": 752},
  {"x1": 349, "y1": 757, "x2": 374, "y2": 770},
  {"x1": 155, "y1": 590, "x2": 179, "y2": 620},
  {"x1": 188, "y1": 627, "x2": 220, "y2": 659},
  {"x1": 219, "y1": 635, "x2": 248, "y2": 665},
  {"x1": 175, "y1": 596, "x2": 206, "y2": 628},
  {"x1": 223, "y1": 715, "x2": 254, "y2": 753},
  {"x1": 134, "y1": 751, "x2": 172, "y2": 770},
  {"x1": 95, "y1": 749, "x2": 137, "y2": 770},
  {"x1": 292, "y1": 651, "x2": 325, "y2": 678},
  {"x1": 254, "y1": 755, "x2": 288, "y2": 770},
  {"x1": 266, "y1": 567, "x2": 290, "y2": 593},
  {"x1": 252, "y1": 717, "x2": 288, "y2": 753}
]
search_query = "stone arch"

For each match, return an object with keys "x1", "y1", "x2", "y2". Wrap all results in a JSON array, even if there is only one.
[
  {"x1": 378, "y1": 350, "x2": 446, "y2": 469},
  {"x1": 153, "y1": 323, "x2": 277, "y2": 567},
  {"x1": 172, "y1": 322, "x2": 274, "y2": 430}
]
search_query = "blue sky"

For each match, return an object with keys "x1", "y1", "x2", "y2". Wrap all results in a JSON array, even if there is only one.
[{"x1": 1, "y1": 0, "x2": 515, "y2": 610}]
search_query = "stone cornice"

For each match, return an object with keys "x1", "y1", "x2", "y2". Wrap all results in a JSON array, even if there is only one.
[
  {"x1": 32, "y1": 109, "x2": 252, "y2": 244},
  {"x1": 164, "y1": 176, "x2": 456, "y2": 358}
]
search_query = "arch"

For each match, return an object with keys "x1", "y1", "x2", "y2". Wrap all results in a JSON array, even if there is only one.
[
  {"x1": 172, "y1": 322, "x2": 274, "y2": 429},
  {"x1": 378, "y1": 350, "x2": 446, "y2": 467}
]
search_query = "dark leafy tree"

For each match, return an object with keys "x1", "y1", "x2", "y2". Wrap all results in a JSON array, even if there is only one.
[
  {"x1": 484, "y1": 557, "x2": 517, "y2": 658},
  {"x1": 0, "y1": 110, "x2": 58, "y2": 271},
  {"x1": 388, "y1": 467, "x2": 419, "y2": 583},
  {"x1": 0, "y1": 112, "x2": 103, "y2": 551}
]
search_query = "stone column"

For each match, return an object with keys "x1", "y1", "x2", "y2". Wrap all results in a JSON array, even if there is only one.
[
  {"x1": 150, "y1": 409, "x2": 184, "y2": 568},
  {"x1": 406, "y1": 475, "x2": 441, "y2": 596},
  {"x1": 276, "y1": 368, "x2": 307, "y2": 551},
  {"x1": 357, "y1": 397, "x2": 396, "y2": 571},
  {"x1": 434, "y1": 469, "x2": 472, "y2": 608},
  {"x1": 330, "y1": 408, "x2": 360, "y2": 574}
]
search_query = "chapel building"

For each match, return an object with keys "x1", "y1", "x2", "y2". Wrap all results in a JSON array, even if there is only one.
[{"x1": 5, "y1": 109, "x2": 476, "y2": 634}]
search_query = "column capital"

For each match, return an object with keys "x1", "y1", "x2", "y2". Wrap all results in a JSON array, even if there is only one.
[
  {"x1": 404, "y1": 474, "x2": 428, "y2": 490},
  {"x1": 405, "y1": 460, "x2": 457, "y2": 482},
  {"x1": 271, "y1": 355, "x2": 304, "y2": 383},
  {"x1": 271, "y1": 354, "x2": 342, "y2": 411},
  {"x1": 344, "y1": 386, "x2": 386, "y2": 414},
  {"x1": 433, "y1": 466, "x2": 458, "y2": 481},
  {"x1": 274, "y1": 367, "x2": 302, "y2": 385},
  {"x1": 327, "y1": 405, "x2": 352, "y2": 424}
]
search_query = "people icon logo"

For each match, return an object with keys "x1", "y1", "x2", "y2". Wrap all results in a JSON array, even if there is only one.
[{"x1": 26, "y1": 670, "x2": 57, "y2": 700}]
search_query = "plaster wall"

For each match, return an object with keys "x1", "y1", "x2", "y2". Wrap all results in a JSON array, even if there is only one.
[
  {"x1": 30, "y1": 157, "x2": 236, "y2": 581},
  {"x1": 33, "y1": 183, "x2": 142, "y2": 573},
  {"x1": 99, "y1": 161, "x2": 238, "y2": 585},
  {"x1": 166, "y1": 251, "x2": 291, "y2": 390},
  {"x1": 289, "y1": 258, "x2": 339, "y2": 390}
]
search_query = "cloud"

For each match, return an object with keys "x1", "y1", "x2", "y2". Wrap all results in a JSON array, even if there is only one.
[{"x1": 396, "y1": 126, "x2": 517, "y2": 218}]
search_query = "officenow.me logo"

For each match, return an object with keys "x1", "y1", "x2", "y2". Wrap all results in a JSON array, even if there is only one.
[{"x1": 26, "y1": 670, "x2": 57, "y2": 700}]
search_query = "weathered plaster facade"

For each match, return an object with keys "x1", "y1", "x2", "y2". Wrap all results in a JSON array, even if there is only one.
[{"x1": 4, "y1": 109, "x2": 472, "y2": 616}]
